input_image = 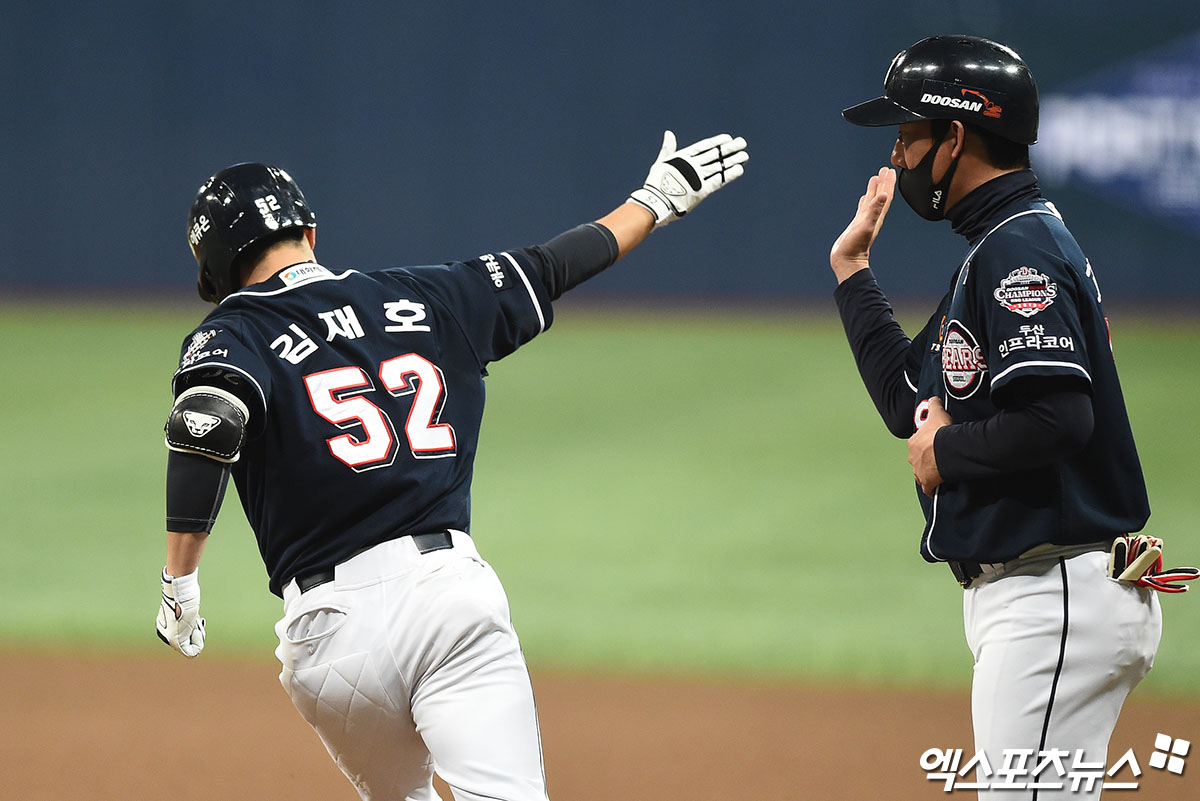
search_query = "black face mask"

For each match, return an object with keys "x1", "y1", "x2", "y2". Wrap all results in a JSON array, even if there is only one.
[{"x1": 898, "y1": 121, "x2": 961, "y2": 221}]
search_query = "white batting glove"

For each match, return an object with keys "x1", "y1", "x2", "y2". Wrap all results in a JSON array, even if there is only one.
[
  {"x1": 156, "y1": 567, "x2": 206, "y2": 657},
  {"x1": 628, "y1": 130, "x2": 749, "y2": 227}
]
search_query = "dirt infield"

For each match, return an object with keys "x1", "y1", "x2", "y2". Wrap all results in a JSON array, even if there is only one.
[{"x1": 3, "y1": 650, "x2": 1195, "y2": 800}]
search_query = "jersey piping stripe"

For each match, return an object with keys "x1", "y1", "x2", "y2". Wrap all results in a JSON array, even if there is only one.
[
  {"x1": 991, "y1": 360, "x2": 1091, "y2": 387},
  {"x1": 925, "y1": 486, "x2": 943, "y2": 561},
  {"x1": 1033, "y1": 557, "x2": 1071, "y2": 801},
  {"x1": 957, "y1": 209, "x2": 1059, "y2": 289},
  {"x1": 903, "y1": 369, "x2": 918, "y2": 394},
  {"x1": 500, "y1": 251, "x2": 546, "y2": 334},
  {"x1": 172, "y1": 361, "x2": 268, "y2": 411},
  {"x1": 949, "y1": 209, "x2": 1060, "y2": 328},
  {"x1": 224, "y1": 267, "x2": 359, "y2": 301}
]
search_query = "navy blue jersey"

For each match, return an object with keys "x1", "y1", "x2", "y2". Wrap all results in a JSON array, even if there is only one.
[
  {"x1": 172, "y1": 253, "x2": 552, "y2": 596},
  {"x1": 906, "y1": 176, "x2": 1149, "y2": 563}
]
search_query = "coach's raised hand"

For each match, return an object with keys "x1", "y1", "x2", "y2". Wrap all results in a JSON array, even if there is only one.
[
  {"x1": 830, "y1": 167, "x2": 895, "y2": 284},
  {"x1": 628, "y1": 130, "x2": 748, "y2": 227}
]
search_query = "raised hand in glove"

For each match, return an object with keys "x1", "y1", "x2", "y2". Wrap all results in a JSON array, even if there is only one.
[
  {"x1": 1109, "y1": 535, "x2": 1199, "y2": 594},
  {"x1": 628, "y1": 130, "x2": 748, "y2": 227},
  {"x1": 156, "y1": 567, "x2": 206, "y2": 656}
]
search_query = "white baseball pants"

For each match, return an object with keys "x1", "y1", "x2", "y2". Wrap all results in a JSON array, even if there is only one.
[
  {"x1": 964, "y1": 548, "x2": 1161, "y2": 800},
  {"x1": 275, "y1": 531, "x2": 550, "y2": 801}
]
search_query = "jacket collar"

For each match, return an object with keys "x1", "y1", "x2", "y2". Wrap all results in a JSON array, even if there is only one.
[{"x1": 947, "y1": 169, "x2": 1042, "y2": 243}]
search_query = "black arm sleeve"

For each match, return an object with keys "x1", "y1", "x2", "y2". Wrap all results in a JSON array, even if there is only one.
[
  {"x1": 525, "y1": 222, "x2": 620, "y2": 300},
  {"x1": 833, "y1": 269, "x2": 918, "y2": 437},
  {"x1": 166, "y1": 450, "x2": 231, "y2": 533},
  {"x1": 934, "y1": 389, "x2": 1094, "y2": 482}
]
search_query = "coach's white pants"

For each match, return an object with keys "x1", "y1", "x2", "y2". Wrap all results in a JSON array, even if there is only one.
[
  {"x1": 275, "y1": 532, "x2": 550, "y2": 801},
  {"x1": 964, "y1": 549, "x2": 1161, "y2": 800}
]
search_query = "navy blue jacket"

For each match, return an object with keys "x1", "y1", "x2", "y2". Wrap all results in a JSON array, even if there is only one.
[{"x1": 836, "y1": 170, "x2": 1149, "y2": 563}]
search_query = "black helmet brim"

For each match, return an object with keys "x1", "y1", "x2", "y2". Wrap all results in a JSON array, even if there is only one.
[{"x1": 842, "y1": 96, "x2": 925, "y2": 127}]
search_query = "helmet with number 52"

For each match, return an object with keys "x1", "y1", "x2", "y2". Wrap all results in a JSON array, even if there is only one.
[{"x1": 187, "y1": 163, "x2": 317, "y2": 303}]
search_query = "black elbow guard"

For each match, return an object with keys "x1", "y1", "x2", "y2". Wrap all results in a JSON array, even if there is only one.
[{"x1": 165, "y1": 386, "x2": 249, "y2": 463}]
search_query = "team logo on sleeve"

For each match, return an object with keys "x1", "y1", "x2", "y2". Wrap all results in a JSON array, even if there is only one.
[
  {"x1": 477, "y1": 253, "x2": 512, "y2": 291},
  {"x1": 942, "y1": 321, "x2": 988, "y2": 400},
  {"x1": 994, "y1": 266, "x2": 1058, "y2": 317},
  {"x1": 181, "y1": 329, "x2": 220, "y2": 368}
]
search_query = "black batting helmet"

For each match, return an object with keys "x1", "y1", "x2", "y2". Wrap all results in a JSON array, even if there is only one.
[
  {"x1": 187, "y1": 163, "x2": 317, "y2": 303},
  {"x1": 842, "y1": 35, "x2": 1039, "y2": 145}
]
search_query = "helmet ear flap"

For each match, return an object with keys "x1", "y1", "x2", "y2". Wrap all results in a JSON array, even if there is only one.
[{"x1": 196, "y1": 270, "x2": 219, "y2": 303}]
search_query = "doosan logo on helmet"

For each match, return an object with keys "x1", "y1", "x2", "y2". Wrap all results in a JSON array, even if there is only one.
[
  {"x1": 920, "y1": 92, "x2": 983, "y2": 112},
  {"x1": 919, "y1": 89, "x2": 1003, "y2": 118}
]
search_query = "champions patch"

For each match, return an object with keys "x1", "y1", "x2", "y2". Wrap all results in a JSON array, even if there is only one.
[
  {"x1": 942, "y1": 320, "x2": 988, "y2": 400},
  {"x1": 994, "y1": 266, "x2": 1058, "y2": 317},
  {"x1": 477, "y1": 253, "x2": 513, "y2": 291}
]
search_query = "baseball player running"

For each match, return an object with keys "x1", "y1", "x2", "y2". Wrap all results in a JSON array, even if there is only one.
[
  {"x1": 831, "y1": 35, "x2": 1195, "y2": 798},
  {"x1": 156, "y1": 130, "x2": 747, "y2": 800}
]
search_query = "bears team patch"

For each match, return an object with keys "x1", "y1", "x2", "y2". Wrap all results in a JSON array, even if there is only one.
[
  {"x1": 942, "y1": 320, "x2": 988, "y2": 400},
  {"x1": 994, "y1": 266, "x2": 1058, "y2": 317}
]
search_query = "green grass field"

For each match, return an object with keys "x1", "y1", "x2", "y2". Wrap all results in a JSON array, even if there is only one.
[{"x1": 2, "y1": 301, "x2": 1198, "y2": 695}]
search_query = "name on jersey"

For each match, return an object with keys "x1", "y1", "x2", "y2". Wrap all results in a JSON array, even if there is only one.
[
  {"x1": 942, "y1": 321, "x2": 987, "y2": 401},
  {"x1": 998, "y1": 324, "x2": 1075, "y2": 359},
  {"x1": 268, "y1": 299, "x2": 432, "y2": 365},
  {"x1": 994, "y1": 266, "x2": 1058, "y2": 318}
]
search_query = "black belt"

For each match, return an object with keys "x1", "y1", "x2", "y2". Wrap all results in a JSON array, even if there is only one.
[
  {"x1": 295, "y1": 531, "x2": 455, "y2": 594},
  {"x1": 950, "y1": 542, "x2": 1116, "y2": 590},
  {"x1": 949, "y1": 561, "x2": 984, "y2": 589}
]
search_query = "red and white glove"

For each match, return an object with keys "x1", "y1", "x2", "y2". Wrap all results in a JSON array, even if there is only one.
[
  {"x1": 1109, "y1": 535, "x2": 1199, "y2": 593},
  {"x1": 628, "y1": 130, "x2": 748, "y2": 228}
]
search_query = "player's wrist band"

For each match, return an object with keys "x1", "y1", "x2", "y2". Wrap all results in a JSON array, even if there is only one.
[{"x1": 628, "y1": 187, "x2": 674, "y2": 225}]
